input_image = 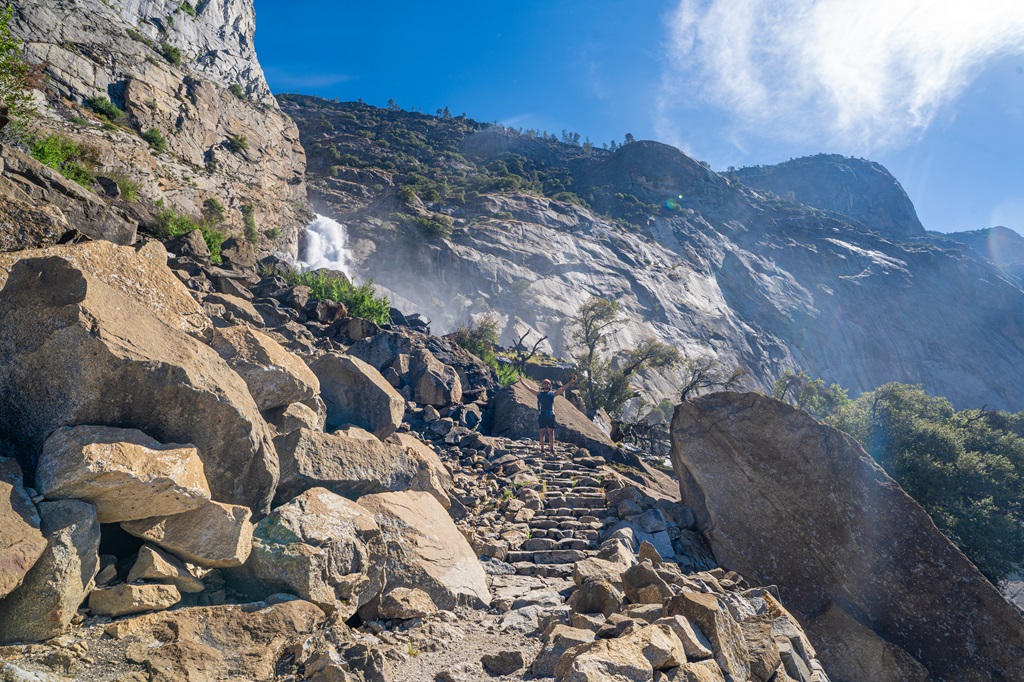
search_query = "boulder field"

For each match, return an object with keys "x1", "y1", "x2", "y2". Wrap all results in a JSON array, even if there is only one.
[{"x1": 671, "y1": 392, "x2": 1024, "y2": 681}]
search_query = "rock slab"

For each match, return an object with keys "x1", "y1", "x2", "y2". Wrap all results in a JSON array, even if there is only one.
[
  {"x1": 0, "y1": 457, "x2": 45, "y2": 599},
  {"x1": 671, "y1": 392, "x2": 1024, "y2": 682}
]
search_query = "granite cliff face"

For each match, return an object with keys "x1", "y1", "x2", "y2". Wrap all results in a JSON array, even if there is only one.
[
  {"x1": 286, "y1": 98, "x2": 1024, "y2": 410},
  {"x1": 729, "y1": 154, "x2": 925, "y2": 241},
  {"x1": 6, "y1": 0, "x2": 310, "y2": 248}
]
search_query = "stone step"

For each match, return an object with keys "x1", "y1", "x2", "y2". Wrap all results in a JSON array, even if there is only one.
[{"x1": 534, "y1": 549, "x2": 588, "y2": 564}]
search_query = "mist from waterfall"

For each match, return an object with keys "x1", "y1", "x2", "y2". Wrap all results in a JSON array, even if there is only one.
[{"x1": 296, "y1": 214, "x2": 353, "y2": 279}]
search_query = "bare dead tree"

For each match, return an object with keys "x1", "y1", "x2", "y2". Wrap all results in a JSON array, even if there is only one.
[
  {"x1": 679, "y1": 357, "x2": 748, "y2": 402},
  {"x1": 512, "y1": 329, "x2": 548, "y2": 374}
]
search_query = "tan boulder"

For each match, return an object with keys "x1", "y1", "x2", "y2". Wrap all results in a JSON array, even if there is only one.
[
  {"x1": 655, "y1": 616, "x2": 714, "y2": 661},
  {"x1": 36, "y1": 426, "x2": 210, "y2": 523},
  {"x1": 391, "y1": 432, "x2": 453, "y2": 509},
  {"x1": 532, "y1": 625, "x2": 595, "y2": 678},
  {"x1": 275, "y1": 426, "x2": 422, "y2": 503},
  {"x1": 309, "y1": 353, "x2": 405, "y2": 438},
  {"x1": 378, "y1": 587, "x2": 438, "y2": 620},
  {"x1": 554, "y1": 637, "x2": 652, "y2": 682},
  {"x1": 665, "y1": 592, "x2": 750, "y2": 682},
  {"x1": 412, "y1": 349, "x2": 463, "y2": 406},
  {"x1": 0, "y1": 250, "x2": 279, "y2": 513},
  {"x1": 104, "y1": 600, "x2": 326, "y2": 681},
  {"x1": 357, "y1": 491, "x2": 490, "y2": 613},
  {"x1": 263, "y1": 401, "x2": 323, "y2": 435},
  {"x1": 0, "y1": 457, "x2": 45, "y2": 599},
  {"x1": 620, "y1": 623, "x2": 687, "y2": 670},
  {"x1": 672, "y1": 393, "x2": 1024, "y2": 681},
  {"x1": 0, "y1": 241, "x2": 210, "y2": 340},
  {"x1": 211, "y1": 326, "x2": 320, "y2": 412},
  {"x1": 127, "y1": 544, "x2": 205, "y2": 594},
  {"x1": 229, "y1": 488, "x2": 382, "y2": 618},
  {"x1": 89, "y1": 582, "x2": 181, "y2": 617},
  {"x1": 121, "y1": 501, "x2": 253, "y2": 568},
  {"x1": 667, "y1": 660, "x2": 727, "y2": 682},
  {"x1": 0, "y1": 499, "x2": 100, "y2": 643}
]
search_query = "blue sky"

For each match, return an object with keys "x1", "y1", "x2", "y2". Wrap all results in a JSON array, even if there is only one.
[{"x1": 254, "y1": 0, "x2": 1024, "y2": 234}]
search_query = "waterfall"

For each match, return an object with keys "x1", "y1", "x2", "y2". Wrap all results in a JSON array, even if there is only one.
[{"x1": 296, "y1": 214, "x2": 353, "y2": 279}]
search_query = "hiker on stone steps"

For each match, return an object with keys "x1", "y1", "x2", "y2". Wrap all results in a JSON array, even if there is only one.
[{"x1": 518, "y1": 374, "x2": 577, "y2": 455}]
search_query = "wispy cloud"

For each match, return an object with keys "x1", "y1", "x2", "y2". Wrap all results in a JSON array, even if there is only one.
[
  {"x1": 658, "y1": 0, "x2": 1024, "y2": 151},
  {"x1": 264, "y1": 67, "x2": 355, "y2": 90}
]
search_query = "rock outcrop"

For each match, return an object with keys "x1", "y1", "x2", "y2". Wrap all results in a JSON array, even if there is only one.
[
  {"x1": 308, "y1": 353, "x2": 404, "y2": 437},
  {"x1": 9, "y1": 0, "x2": 311, "y2": 249},
  {"x1": 730, "y1": 154, "x2": 925, "y2": 241},
  {"x1": 0, "y1": 244, "x2": 279, "y2": 513},
  {"x1": 121, "y1": 501, "x2": 254, "y2": 568},
  {"x1": 671, "y1": 392, "x2": 1024, "y2": 681}
]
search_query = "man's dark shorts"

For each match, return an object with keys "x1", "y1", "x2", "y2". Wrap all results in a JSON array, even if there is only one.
[{"x1": 538, "y1": 412, "x2": 557, "y2": 429}]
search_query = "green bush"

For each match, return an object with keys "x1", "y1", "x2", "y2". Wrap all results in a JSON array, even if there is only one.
[
  {"x1": 394, "y1": 213, "x2": 452, "y2": 239},
  {"x1": 156, "y1": 209, "x2": 227, "y2": 263},
  {"x1": 0, "y1": 4, "x2": 36, "y2": 133},
  {"x1": 109, "y1": 173, "x2": 140, "y2": 201},
  {"x1": 201, "y1": 197, "x2": 225, "y2": 224},
  {"x1": 159, "y1": 43, "x2": 182, "y2": 67},
  {"x1": 283, "y1": 269, "x2": 391, "y2": 325},
  {"x1": 29, "y1": 134, "x2": 95, "y2": 188},
  {"x1": 86, "y1": 96, "x2": 124, "y2": 123},
  {"x1": 179, "y1": 2, "x2": 197, "y2": 18},
  {"x1": 241, "y1": 204, "x2": 258, "y2": 245},
  {"x1": 228, "y1": 83, "x2": 246, "y2": 100},
  {"x1": 226, "y1": 135, "x2": 248, "y2": 153},
  {"x1": 491, "y1": 359, "x2": 519, "y2": 387},
  {"x1": 450, "y1": 314, "x2": 499, "y2": 360},
  {"x1": 141, "y1": 127, "x2": 167, "y2": 152},
  {"x1": 125, "y1": 28, "x2": 156, "y2": 50}
]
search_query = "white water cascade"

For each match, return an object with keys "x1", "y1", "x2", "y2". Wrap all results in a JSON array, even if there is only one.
[{"x1": 296, "y1": 214, "x2": 354, "y2": 279}]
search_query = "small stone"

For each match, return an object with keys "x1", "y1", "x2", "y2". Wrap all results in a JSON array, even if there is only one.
[
  {"x1": 378, "y1": 587, "x2": 437, "y2": 620},
  {"x1": 127, "y1": 544, "x2": 205, "y2": 593}
]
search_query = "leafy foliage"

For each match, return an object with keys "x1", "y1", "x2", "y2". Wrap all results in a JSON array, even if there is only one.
[
  {"x1": 226, "y1": 135, "x2": 248, "y2": 153},
  {"x1": 283, "y1": 269, "x2": 391, "y2": 325},
  {"x1": 141, "y1": 127, "x2": 167, "y2": 152},
  {"x1": 29, "y1": 134, "x2": 96, "y2": 188},
  {"x1": 228, "y1": 83, "x2": 246, "y2": 100},
  {"x1": 678, "y1": 357, "x2": 747, "y2": 402},
  {"x1": 108, "y1": 173, "x2": 140, "y2": 201},
  {"x1": 159, "y1": 43, "x2": 182, "y2": 67},
  {"x1": 394, "y1": 212, "x2": 453, "y2": 239},
  {"x1": 241, "y1": 204, "x2": 258, "y2": 245},
  {"x1": 86, "y1": 96, "x2": 124, "y2": 123},
  {"x1": 179, "y1": 2, "x2": 197, "y2": 18},
  {"x1": 449, "y1": 315, "x2": 519, "y2": 386},
  {"x1": 0, "y1": 4, "x2": 36, "y2": 133},
  {"x1": 156, "y1": 209, "x2": 226, "y2": 263},
  {"x1": 826, "y1": 383, "x2": 1024, "y2": 584},
  {"x1": 774, "y1": 369, "x2": 850, "y2": 419}
]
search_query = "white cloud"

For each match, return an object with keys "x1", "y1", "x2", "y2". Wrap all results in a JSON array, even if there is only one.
[{"x1": 659, "y1": 0, "x2": 1024, "y2": 150}]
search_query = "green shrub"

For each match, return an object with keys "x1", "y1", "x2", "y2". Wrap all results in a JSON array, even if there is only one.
[
  {"x1": 226, "y1": 135, "x2": 248, "y2": 153},
  {"x1": 283, "y1": 269, "x2": 391, "y2": 325},
  {"x1": 394, "y1": 213, "x2": 452, "y2": 239},
  {"x1": 241, "y1": 204, "x2": 258, "y2": 245},
  {"x1": 265, "y1": 227, "x2": 280, "y2": 240},
  {"x1": 228, "y1": 83, "x2": 246, "y2": 100},
  {"x1": 125, "y1": 28, "x2": 156, "y2": 50},
  {"x1": 109, "y1": 173, "x2": 140, "y2": 201},
  {"x1": 29, "y1": 134, "x2": 95, "y2": 188},
  {"x1": 86, "y1": 96, "x2": 124, "y2": 123},
  {"x1": 179, "y1": 2, "x2": 197, "y2": 18},
  {"x1": 141, "y1": 127, "x2": 167, "y2": 152},
  {"x1": 156, "y1": 209, "x2": 226, "y2": 263},
  {"x1": 202, "y1": 197, "x2": 225, "y2": 224},
  {"x1": 396, "y1": 186, "x2": 417, "y2": 205},
  {"x1": 0, "y1": 4, "x2": 37, "y2": 133},
  {"x1": 159, "y1": 43, "x2": 182, "y2": 67},
  {"x1": 450, "y1": 314, "x2": 499, "y2": 360}
]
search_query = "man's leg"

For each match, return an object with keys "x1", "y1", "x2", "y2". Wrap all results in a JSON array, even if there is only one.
[
  {"x1": 547, "y1": 428, "x2": 556, "y2": 454},
  {"x1": 538, "y1": 429, "x2": 546, "y2": 453}
]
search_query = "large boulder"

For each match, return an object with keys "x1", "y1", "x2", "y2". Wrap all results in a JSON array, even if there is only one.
[
  {"x1": 357, "y1": 491, "x2": 490, "y2": 613},
  {"x1": 211, "y1": 326, "x2": 320, "y2": 413},
  {"x1": 0, "y1": 192, "x2": 71, "y2": 253},
  {"x1": 121, "y1": 501, "x2": 254, "y2": 568},
  {"x1": 492, "y1": 382, "x2": 631, "y2": 463},
  {"x1": 229, "y1": 488, "x2": 382, "y2": 618},
  {"x1": 308, "y1": 353, "x2": 404, "y2": 438},
  {"x1": 103, "y1": 600, "x2": 326, "y2": 682},
  {"x1": 671, "y1": 392, "x2": 1024, "y2": 681},
  {"x1": 390, "y1": 433, "x2": 453, "y2": 509},
  {"x1": 0, "y1": 499, "x2": 100, "y2": 643},
  {"x1": 411, "y1": 347, "x2": 463, "y2": 406},
  {"x1": 274, "y1": 426, "x2": 422, "y2": 504},
  {"x1": 36, "y1": 426, "x2": 211, "y2": 523},
  {"x1": 0, "y1": 247, "x2": 279, "y2": 513},
  {"x1": 0, "y1": 457, "x2": 45, "y2": 599}
]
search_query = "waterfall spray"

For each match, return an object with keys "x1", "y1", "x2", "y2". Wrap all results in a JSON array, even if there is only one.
[{"x1": 296, "y1": 214, "x2": 354, "y2": 279}]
